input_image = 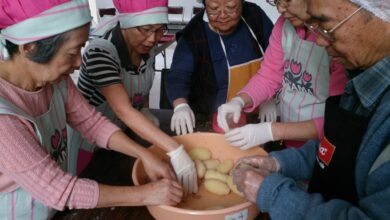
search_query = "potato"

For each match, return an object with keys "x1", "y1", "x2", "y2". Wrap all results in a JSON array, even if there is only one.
[
  {"x1": 217, "y1": 159, "x2": 234, "y2": 174},
  {"x1": 195, "y1": 160, "x2": 206, "y2": 178},
  {"x1": 203, "y1": 159, "x2": 220, "y2": 170},
  {"x1": 204, "y1": 170, "x2": 229, "y2": 183},
  {"x1": 204, "y1": 179, "x2": 230, "y2": 196},
  {"x1": 227, "y1": 176, "x2": 244, "y2": 197},
  {"x1": 189, "y1": 148, "x2": 212, "y2": 161}
]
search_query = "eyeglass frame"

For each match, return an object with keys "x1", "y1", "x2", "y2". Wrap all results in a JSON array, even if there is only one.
[
  {"x1": 206, "y1": 4, "x2": 242, "y2": 18},
  {"x1": 266, "y1": 0, "x2": 289, "y2": 7},
  {"x1": 136, "y1": 25, "x2": 168, "y2": 38},
  {"x1": 305, "y1": 6, "x2": 363, "y2": 42}
]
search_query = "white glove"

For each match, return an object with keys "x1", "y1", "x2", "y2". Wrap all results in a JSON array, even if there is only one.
[
  {"x1": 258, "y1": 99, "x2": 277, "y2": 123},
  {"x1": 141, "y1": 108, "x2": 160, "y2": 127},
  {"x1": 217, "y1": 97, "x2": 245, "y2": 132},
  {"x1": 225, "y1": 122, "x2": 274, "y2": 150},
  {"x1": 167, "y1": 145, "x2": 198, "y2": 194},
  {"x1": 170, "y1": 103, "x2": 195, "y2": 135}
]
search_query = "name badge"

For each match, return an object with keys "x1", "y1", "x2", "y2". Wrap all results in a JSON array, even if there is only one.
[{"x1": 317, "y1": 136, "x2": 336, "y2": 168}]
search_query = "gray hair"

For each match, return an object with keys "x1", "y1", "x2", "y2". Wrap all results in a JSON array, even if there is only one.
[{"x1": 5, "y1": 32, "x2": 68, "y2": 64}]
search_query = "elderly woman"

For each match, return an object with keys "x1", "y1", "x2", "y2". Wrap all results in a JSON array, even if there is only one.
[
  {"x1": 165, "y1": 0, "x2": 273, "y2": 135},
  {"x1": 74, "y1": 0, "x2": 197, "y2": 194},
  {"x1": 232, "y1": 0, "x2": 390, "y2": 219},
  {"x1": 0, "y1": 0, "x2": 183, "y2": 218},
  {"x1": 217, "y1": 0, "x2": 347, "y2": 150}
]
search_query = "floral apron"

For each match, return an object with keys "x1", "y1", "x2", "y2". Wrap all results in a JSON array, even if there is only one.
[
  {"x1": 0, "y1": 79, "x2": 73, "y2": 219},
  {"x1": 277, "y1": 20, "x2": 330, "y2": 147}
]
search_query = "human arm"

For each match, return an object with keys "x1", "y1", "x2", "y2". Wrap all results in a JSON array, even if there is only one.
[
  {"x1": 238, "y1": 16, "x2": 286, "y2": 112},
  {"x1": 224, "y1": 120, "x2": 318, "y2": 150},
  {"x1": 0, "y1": 116, "x2": 183, "y2": 209}
]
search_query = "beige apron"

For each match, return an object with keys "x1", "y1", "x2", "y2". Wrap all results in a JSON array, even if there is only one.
[{"x1": 213, "y1": 17, "x2": 264, "y2": 132}]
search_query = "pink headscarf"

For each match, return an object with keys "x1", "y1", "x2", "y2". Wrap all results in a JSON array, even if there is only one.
[
  {"x1": 92, "y1": 0, "x2": 168, "y2": 36},
  {"x1": 0, "y1": 0, "x2": 91, "y2": 60},
  {"x1": 113, "y1": 0, "x2": 168, "y2": 14},
  {"x1": 0, "y1": 0, "x2": 69, "y2": 28}
]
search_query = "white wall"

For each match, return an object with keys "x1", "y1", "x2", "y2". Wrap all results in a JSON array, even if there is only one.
[{"x1": 88, "y1": 0, "x2": 279, "y2": 25}]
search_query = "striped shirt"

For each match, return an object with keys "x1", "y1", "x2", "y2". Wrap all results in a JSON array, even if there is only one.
[{"x1": 78, "y1": 24, "x2": 148, "y2": 106}]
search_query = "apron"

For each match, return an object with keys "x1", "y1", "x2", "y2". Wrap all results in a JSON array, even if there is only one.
[
  {"x1": 0, "y1": 79, "x2": 74, "y2": 219},
  {"x1": 308, "y1": 96, "x2": 369, "y2": 204},
  {"x1": 277, "y1": 21, "x2": 330, "y2": 147},
  {"x1": 68, "y1": 38, "x2": 156, "y2": 156},
  {"x1": 213, "y1": 17, "x2": 264, "y2": 133}
]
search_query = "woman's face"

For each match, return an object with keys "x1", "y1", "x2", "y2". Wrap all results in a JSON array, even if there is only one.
[
  {"x1": 37, "y1": 25, "x2": 89, "y2": 85},
  {"x1": 122, "y1": 24, "x2": 166, "y2": 55},
  {"x1": 205, "y1": 0, "x2": 242, "y2": 35},
  {"x1": 277, "y1": 0, "x2": 310, "y2": 27}
]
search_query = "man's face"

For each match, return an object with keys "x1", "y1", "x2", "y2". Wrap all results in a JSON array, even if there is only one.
[{"x1": 308, "y1": 0, "x2": 372, "y2": 69}]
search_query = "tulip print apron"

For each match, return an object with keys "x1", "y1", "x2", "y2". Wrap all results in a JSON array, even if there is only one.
[
  {"x1": 276, "y1": 21, "x2": 330, "y2": 147},
  {"x1": 213, "y1": 17, "x2": 264, "y2": 132},
  {"x1": 0, "y1": 79, "x2": 74, "y2": 219},
  {"x1": 68, "y1": 38, "x2": 155, "y2": 153}
]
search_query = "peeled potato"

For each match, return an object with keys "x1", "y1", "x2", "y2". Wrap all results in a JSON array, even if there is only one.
[
  {"x1": 204, "y1": 170, "x2": 229, "y2": 183},
  {"x1": 217, "y1": 159, "x2": 234, "y2": 174},
  {"x1": 195, "y1": 160, "x2": 206, "y2": 178},
  {"x1": 204, "y1": 179, "x2": 230, "y2": 196},
  {"x1": 189, "y1": 148, "x2": 212, "y2": 161},
  {"x1": 227, "y1": 176, "x2": 244, "y2": 197},
  {"x1": 203, "y1": 159, "x2": 220, "y2": 170}
]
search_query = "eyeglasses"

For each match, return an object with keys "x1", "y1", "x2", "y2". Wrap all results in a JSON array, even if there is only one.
[
  {"x1": 305, "y1": 6, "x2": 363, "y2": 42},
  {"x1": 266, "y1": 0, "x2": 289, "y2": 7},
  {"x1": 206, "y1": 6, "x2": 241, "y2": 18},
  {"x1": 136, "y1": 25, "x2": 168, "y2": 38}
]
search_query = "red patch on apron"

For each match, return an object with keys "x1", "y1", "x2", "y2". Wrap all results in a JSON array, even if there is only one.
[{"x1": 317, "y1": 137, "x2": 336, "y2": 166}]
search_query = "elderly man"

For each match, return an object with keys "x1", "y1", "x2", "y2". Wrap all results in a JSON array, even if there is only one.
[{"x1": 232, "y1": 0, "x2": 390, "y2": 219}]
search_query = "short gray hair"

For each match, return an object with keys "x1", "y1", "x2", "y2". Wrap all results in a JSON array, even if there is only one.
[{"x1": 5, "y1": 32, "x2": 68, "y2": 64}]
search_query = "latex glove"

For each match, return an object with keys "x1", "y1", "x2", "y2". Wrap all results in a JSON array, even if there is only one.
[
  {"x1": 236, "y1": 155, "x2": 280, "y2": 173},
  {"x1": 217, "y1": 97, "x2": 245, "y2": 132},
  {"x1": 232, "y1": 166, "x2": 269, "y2": 203},
  {"x1": 141, "y1": 108, "x2": 160, "y2": 127},
  {"x1": 258, "y1": 99, "x2": 277, "y2": 123},
  {"x1": 225, "y1": 122, "x2": 274, "y2": 150},
  {"x1": 167, "y1": 145, "x2": 198, "y2": 194},
  {"x1": 171, "y1": 103, "x2": 195, "y2": 135}
]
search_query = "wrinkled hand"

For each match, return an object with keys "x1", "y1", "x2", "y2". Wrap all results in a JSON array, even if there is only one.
[
  {"x1": 141, "y1": 108, "x2": 160, "y2": 127},
  {"x1": 137, "y1": 179, "x2": 183, "y2": 206},
  {"x1": 225, "y1": 122, "x2": 274, "y2": 150},
  {"x1": 217, "y1": 97, "x2": 245, "y2": 132},
  {"x1": 167, "y1": 145, "x2": 198, "y2": 194},
  {"x1": 232, "y1": 167, "x2": 269, "y2": 203},
  {"x1": 142, "y1": 153, "x2": 176, "y2": 182},
  {"x1": 236, "y1": 155, "x2": 280, "y2": 173},
  {"x1": 258, "y1": 99, "x2": 277, "y2": 123},
  {"x1": 171, "y1": 103, "x2": 195, "y2": 135}
]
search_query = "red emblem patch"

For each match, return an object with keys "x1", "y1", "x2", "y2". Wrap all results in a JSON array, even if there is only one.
[{"x1": 317, "y1": 137, "x2": 336, "y2": 166}]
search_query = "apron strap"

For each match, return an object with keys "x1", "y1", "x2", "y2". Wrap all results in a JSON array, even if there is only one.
[{"x1": 0, "y1": 96, "x2": 43, "y2": 144}]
